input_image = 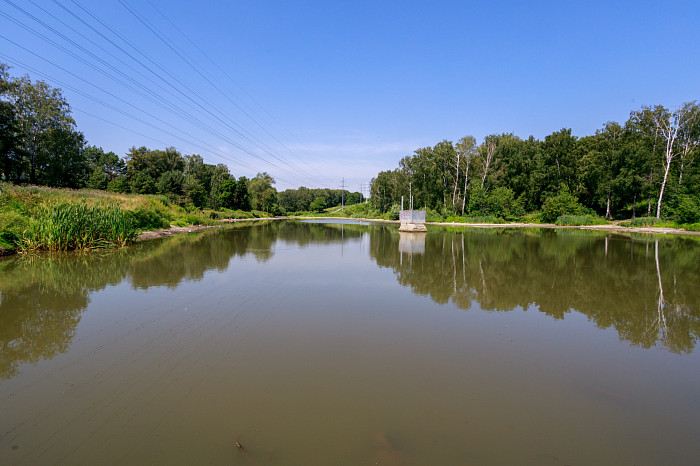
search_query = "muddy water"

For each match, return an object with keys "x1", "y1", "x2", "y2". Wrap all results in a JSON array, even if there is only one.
[{"x1": 1, "y1": 220, "x2": 699, "y2": 465}]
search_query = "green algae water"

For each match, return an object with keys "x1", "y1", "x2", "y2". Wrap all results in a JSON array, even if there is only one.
[{"x1": 1, "y1": 220, "x2": 699, "y2": 465}]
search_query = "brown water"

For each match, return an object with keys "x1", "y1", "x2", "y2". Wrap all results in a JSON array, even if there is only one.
[{"x1": 1, "y1": 220, "x2": 699, "y2": 465}]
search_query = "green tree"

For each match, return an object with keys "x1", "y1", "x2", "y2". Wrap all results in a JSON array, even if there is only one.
[
  {"x1": 247, "y1": 172, "x2": 277, "y2": 212},
  {"x1": 538, "y1": 128, "x2": 580, "y2": 202},
  {"x1": 630, "y1": 103, "x2": 700, "y2": 218},
  {"x1": 40, "y1": 127, "x2": 86, "y2": 188},
  {"x1": 0, "y1": 100, "x2": 22, "y2": 182},
  {"x1": 84, "y1": 145, "x2": 124, "y2": 188},
  {"x1": 157, "y1": 170, "x2": 185, "y2": 198},
  {"x1": 131, "y1": 171, "x2": 157, "y2": 194},
  {"x1": 125, "y1": 146, "x2": 185, "y2": 183},
  {"x1": 3, "y1": 69, "x2": 80, "y2": 184},
  {"x1": 455, "y1": 135, "x2": 477, "y2": 214},
  {"x1": 219, "y1": 177, "x2": 251, "y2": 210},
  {"x1": 310, "y1": 197, "x2": 326, "y2": 212}
]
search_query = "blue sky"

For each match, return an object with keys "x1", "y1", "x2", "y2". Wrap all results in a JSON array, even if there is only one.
[{"x1": 1, "y1": 0, "x2": 698, "y2": 191}]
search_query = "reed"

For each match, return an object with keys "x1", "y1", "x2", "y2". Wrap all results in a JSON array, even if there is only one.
[{"x1": 21, "y1": 202, "x2": 137, "y2": 251}]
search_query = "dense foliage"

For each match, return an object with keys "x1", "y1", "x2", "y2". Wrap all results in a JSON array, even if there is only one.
[
  {"x1": 371, "y1": 104, "x2": 700, "y2": 224},
  {"x1": 277, "y1": 187, "x2": 363, "y2": 213}
]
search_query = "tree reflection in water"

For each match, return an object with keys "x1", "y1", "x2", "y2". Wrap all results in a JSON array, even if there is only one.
[
  {"x1": 0, "y1": 221, "x2": 364, "y2": 380},
  {"x1": 371, "y1": 226, "x2": 700, "y2": 354},
  {"x1": 1, "y1": 221, "x2": 698, "y2": 381}
]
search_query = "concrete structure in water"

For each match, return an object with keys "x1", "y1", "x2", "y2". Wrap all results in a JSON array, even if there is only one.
[{"x1": 398, "y1": 210, "x2": 427, "y2": 233}]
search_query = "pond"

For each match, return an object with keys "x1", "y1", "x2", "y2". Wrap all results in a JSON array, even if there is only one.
[{"x1": 1, "y1": 220, "x2": 699, "y2": 465}]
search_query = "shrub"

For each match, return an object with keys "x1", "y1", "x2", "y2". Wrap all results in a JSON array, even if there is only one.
[
  {"x1": 0, "y1": 229, "x2": 19, "y2": 251},
  {"x1": 310, "y1": 197, "x2": 326, "y2": 212},
  {"x1": 541, "y1": 188, "x2": 584, "y2": 223},
  {"x1": 388, "y1": 204, "x2": 401, "y2": 220},
  {"x1": 125, "y1": 208, "x2": 171, "y2": 230},
  {"x1": 674, "y1": 195, "x2": 700, "y2": 224},
  {"x1": 425, "y1": 209, "x2": 443, "y2": 222},
  {"x1": 183, "y1": 214, "x2": 202, "y2": 225}
]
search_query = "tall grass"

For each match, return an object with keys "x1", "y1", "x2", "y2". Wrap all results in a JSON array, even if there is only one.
[
  {"x1": 555, "y1": 214, "x2": 607, "y2": 226},
  {"x1": 22, "y1": 202, "x2": 137, "y2": 251},
  {"x1": 626, "y1": 216, "x2": 663, "y2": 227}
]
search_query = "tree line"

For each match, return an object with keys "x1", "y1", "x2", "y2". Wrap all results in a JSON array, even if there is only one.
[
  {"x1": 370, "y1": 102, "x2": 700, "y2": 223},
  {"x1": 1, "y1": 63, "x2": 363, "y2": 213}
]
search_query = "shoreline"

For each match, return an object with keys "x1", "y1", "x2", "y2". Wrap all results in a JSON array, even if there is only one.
[
  {"x1": 289, "y1": 216, "x2": 700, "y2": 236},
  {"x1": 3, "y1": 216, "x2": 698, "y2": 258}
]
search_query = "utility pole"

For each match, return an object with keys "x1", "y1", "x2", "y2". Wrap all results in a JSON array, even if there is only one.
[{"x1": 340, "y1": 177, "x2": 345, "y2": 211}]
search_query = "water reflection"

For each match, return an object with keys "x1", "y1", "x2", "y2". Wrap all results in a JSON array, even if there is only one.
[
  {"x1": 0, "y1": 222, "x2": 365, "y2": 380},
  {"x1": 1, "y1": 222, "x2": 699, "y2": 382},
  {"x1": 373, "y1": 227, "x2": 700, "y2": 354}
]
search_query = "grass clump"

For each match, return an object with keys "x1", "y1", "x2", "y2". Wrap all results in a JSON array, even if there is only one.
[
  {"x1": 22, "y1": 202, "x2": 137, "y2": 251},
  {"x1": 627, "y1": 217, "x2": 664, "y2": 227},
  {"x1": 555, "y1": 214, "x2": 607, "y2": 226}
]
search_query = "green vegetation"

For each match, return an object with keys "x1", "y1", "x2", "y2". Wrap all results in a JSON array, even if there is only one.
[
  {"x1": 21, "y1": 202, "x2": 136, "y2": 251},
  {"x1": 370, "y1": 103, "x2": 700, "y2": 229},
  {"x1": 625, "y1": 217, "x2": 664, "y2": 227},
  {"x1": 2, "y1": 62, "x2": 698, "y2": 242},
  {"x1": 554, "y1": 215, "x2": 607, "y2": 226},
  {"x1": 0, "y1": 184, "x2": 279, "y2": 254},
  {"x1": 1, "y1": 64, "x2": 363, "y2": 218}
]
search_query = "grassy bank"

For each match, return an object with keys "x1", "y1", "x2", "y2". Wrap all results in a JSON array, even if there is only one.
[
  {"x1": 0, "y1": 184, "x2": 273, "y2": 254},
  {"x1": 288, "y1": 201, "x2": 700, "y2": 233}
]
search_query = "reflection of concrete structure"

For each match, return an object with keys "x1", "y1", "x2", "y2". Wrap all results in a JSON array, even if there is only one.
[
  {"x1": 399, "y1": 210, "x2": 427, "y2": 232},
  {"x1": 399, "y1": 232, "x2": 426, "y2": 254}
]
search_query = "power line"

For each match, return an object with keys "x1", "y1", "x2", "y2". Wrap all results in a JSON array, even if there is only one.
[
  {"x1": 0, "y1": 1, "x2": 341, "y2": 187},
  {"x1": 141, "y1": 0, "x2": 328, "y2": 178},
  {"x1": 0, "y1": 4, "x2": 312, "y2": 186}
]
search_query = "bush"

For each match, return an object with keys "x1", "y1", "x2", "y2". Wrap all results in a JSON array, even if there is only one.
[
  {"x1": 0, "y1": 229, "x2": 19, "y2": 251},
  {"x1": 125, "y1": 208, "x2": 171, "y2": 230},
  {"x1": 388, "y1": 204, "x2": 401, "y2": 220},
  {"x1": 425, "y1": 209, "x2": 443, "y2": 222},
  {"x1": 310, "y1": 197, "x2": 326, "y2": 212},
  {"x1": 183, "y1": 214, "x2": 202, "y2": 225},
  {"x1": 674, "y1": 195, "x2": 700, "y2": 224},
  {"x1": 541, "y1": 188, "x2": 585, "y2": 223}
]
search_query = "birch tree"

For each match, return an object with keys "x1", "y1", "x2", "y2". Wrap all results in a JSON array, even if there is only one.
[
  {"x1": 676, "y1": 102, "x2": 700, "y2": 186},
  {"x1": 644, "y1": 103, "x2": 699, "y2": 218},
  {"x1": 456, "y1": 135, "x2": 477, "y2": 215},
  {"x1": 480, "y1": 135, "x2": 497, "y2": 189}
]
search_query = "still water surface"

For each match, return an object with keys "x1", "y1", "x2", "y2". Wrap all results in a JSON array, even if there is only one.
[{"x1": 1, "y1": 220, "x2": 699, "y2": 465}]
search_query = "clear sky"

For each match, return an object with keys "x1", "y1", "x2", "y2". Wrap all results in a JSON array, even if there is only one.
[{"x1": 1, "y1": 0, "x2": 698, "y2": 191}]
